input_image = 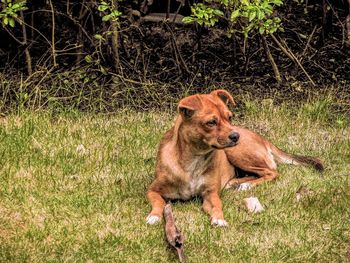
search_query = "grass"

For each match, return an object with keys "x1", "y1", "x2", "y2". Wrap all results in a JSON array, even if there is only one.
[{"x1": 0, "y1": 97, "x2": 349, "y2": 262}]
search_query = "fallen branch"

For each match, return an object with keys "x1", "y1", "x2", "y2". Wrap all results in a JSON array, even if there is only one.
[{"x1": 164, "y1": 203, "x2": 186, "y2": 263}]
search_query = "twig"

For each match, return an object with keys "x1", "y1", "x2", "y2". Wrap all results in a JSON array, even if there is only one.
[
  {"x1": 165, "y1": 23, "x2": 190, "y2": 75},
  {"x1": 346, "y1": 0, "x2": 350, "y2": 43},
  {"x1": 325, "y1": 0, "x2": 347, "y2": 46},
  {"x1": 300, "y1": 25, "x2": 317, "y2": 62},
  {"x1": 167, "y1": 0, "x2": 171, "y2": 20},
  {"x1": 48, "y1": 0, "x2": 57, "y2": 67},
  {"x1": 270, "y1": 34, "x2": 316, "y2": 86},
  {"x1": 164, "y1": 203, "x2": 186, "y2": 263},
  {"x1": 15, "y1": 16, "x2": 52, "y2": 49},
  {"x1": 20, "y1": 11, "x2": 32, "y2": 75},
  {"x1": 261, "y1": 35, "x2": 281, "y2": 83},
  {"x1": 173, "y1": 0, "x2": 185, "y2": 23},
  {"x1": 111, "y1": 0, "x2": 122, "y2": 74},
  {"x1": 3, "y1": 26, "x2": 25, "y2": 45}
]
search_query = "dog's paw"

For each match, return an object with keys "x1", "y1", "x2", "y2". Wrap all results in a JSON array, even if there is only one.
[
  {"x1": 211, "y1": 218, "x2": 228, "y2": 227},
  {"x1": 236, "y1": 182, "x2": 252, "y2": 191},
  {"x1": 146, "y1": 214, "x2": 161, "y2": 225}
]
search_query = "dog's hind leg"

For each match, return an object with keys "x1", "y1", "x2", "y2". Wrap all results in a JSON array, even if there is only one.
[
  {"x1": 224, "y1": 176, "x2": 258, "y2": 189},
  {"x1": 234, "y1": 168, "x2": 279, "y2": 191}
]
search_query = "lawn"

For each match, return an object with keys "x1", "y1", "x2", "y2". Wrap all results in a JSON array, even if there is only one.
[{"x1": 0, "y1": 97, "x2": 349, "y2": 262}]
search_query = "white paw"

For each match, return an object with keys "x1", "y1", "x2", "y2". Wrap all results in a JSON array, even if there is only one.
[
  {"x1": 211, "y1": 218, "x2": 228, "y2": 227},
  {"x1": 236, "y1": 182, "x2": 252, "y2": 191},
  {"x1": 146, "y1": 215, "x2": 161, "y2": 225}
]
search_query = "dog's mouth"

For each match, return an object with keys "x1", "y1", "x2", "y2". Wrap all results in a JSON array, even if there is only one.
[{"x1": 211, "y1": 142, "x2": 238, "y2": 149}]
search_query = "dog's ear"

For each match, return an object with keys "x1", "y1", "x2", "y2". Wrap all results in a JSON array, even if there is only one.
[
  {"x1": 211, "y1": 89, "x2": 236, "y2": 106},
  {"x1": 178, "y1": 95, "x2": 201, "y2": 119}
]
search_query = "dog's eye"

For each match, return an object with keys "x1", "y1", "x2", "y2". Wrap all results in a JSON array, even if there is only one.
[{"x1": 206, "y1": 120, "x2": 217, "y2": 127}]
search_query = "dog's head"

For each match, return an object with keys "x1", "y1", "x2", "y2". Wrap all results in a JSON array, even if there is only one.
[{"x1": 177, "y1": 89, "x2": 240, "y2": 151}]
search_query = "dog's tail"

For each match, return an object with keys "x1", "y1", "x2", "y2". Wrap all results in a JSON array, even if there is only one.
[{"x1": 270, "y1": 145, "x2": 324, "y2": 172}]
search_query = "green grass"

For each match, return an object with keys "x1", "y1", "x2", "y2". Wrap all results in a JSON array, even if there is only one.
[{"x1": 0, "y1": 98, "x2": 349, "y2": 262}]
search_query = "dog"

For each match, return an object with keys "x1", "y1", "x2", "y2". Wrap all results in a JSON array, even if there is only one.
[{"x1": 146, "y1": 90, "x2": 323, "y2": 227}]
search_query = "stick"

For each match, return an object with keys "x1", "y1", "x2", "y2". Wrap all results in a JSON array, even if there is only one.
[
  {"x1": 270, "y1": 34, "x2": 316, "y2": 86},
  {"x1": 261, "y1": 35, "x2": 281, "y2": 83},
  {"x1": 48, "y1": 0, "x2": 57, "y2": 67},
  {"x1": 20, "y1": 11, "x2": 32, "y2": 75},
  {"x1": 300, "y1": 25, "x2": 317, "y2": 62},
  {"x1": 164, "y1": 203, "x2": 186, "y2": 263}
]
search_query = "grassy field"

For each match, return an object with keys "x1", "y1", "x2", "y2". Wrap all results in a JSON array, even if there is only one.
[{"x1": 0, "y1": 97, "x2": 349, "y2": 262}]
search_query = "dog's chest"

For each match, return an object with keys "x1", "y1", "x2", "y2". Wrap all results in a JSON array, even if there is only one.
[{"x1": 178, "y1": 156, "x2": 210, "y2": 199}]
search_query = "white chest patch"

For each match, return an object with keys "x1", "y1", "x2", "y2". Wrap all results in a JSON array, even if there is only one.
[
  {"x1": 189, "y1": 176, "x2": 205, "y2": 194},
  {"x1": 162, "y1": 149, "x2": 212, "y2": 200},
  {"x1": 178, "y1": 155, "x2": 211, "y2": 199},
  {"x1": 174, "y1": 175, "x2": 206, "y2": 200}
]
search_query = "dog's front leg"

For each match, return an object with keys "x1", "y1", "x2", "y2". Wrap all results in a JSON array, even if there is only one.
[
  {"x1": 203, "y1": 191, "x2": 228, "y2": 227},
  {"x1": 146, "y1": 190, "x2": 166, "y2": 225}
]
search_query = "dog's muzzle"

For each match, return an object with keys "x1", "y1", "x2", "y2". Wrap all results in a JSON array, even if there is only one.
[{"x1": 229, "y1": 132, "x2": 240, "y2": 143}]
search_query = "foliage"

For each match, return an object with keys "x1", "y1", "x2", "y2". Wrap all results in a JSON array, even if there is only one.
[
  {"x1": 97, "y1": 0, "x2": 122, "y2": 22},
  {"x1": 0, "y1": 0, "x2": 27, "y2": 27},
  {"x1": 183, "y1": 0, "x2": 284, "y2": 37},
  {"x1": 0, "y1": 0, "x2": 349, "y2": 109},
  {"x1": 182, "y1": 3, "x2": 224, "y2": 26}
]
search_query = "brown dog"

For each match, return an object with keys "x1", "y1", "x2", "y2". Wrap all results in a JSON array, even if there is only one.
[{"x1": 146, "y1": 90, "x2": 323, "y2": 226}]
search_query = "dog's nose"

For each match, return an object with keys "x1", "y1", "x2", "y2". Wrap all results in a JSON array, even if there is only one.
[{"x1": 229, "y1": 132, "x2": 240, "y2": 143}]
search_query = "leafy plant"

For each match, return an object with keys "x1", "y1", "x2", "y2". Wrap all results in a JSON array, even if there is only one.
[
  {"x1": 0, "y1": 0, "x2": 27, "y2": 27},
  {"x1": 182, "y1": 3, "x2": 224, "y2": 27},
  {"x1": 183, "y1": 0, "x2": 284, "y2": 37},
  {"x1": 97, "y1": 0, "x2": 122, "y2": 22}
]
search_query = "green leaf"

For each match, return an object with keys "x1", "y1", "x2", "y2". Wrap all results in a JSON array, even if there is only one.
[
  {"x1": 213, "y1": 9, "x2": 224, "y2": 16},
  {"x1": 248, "y1": 11, "x2": 256, "y2": 22},
  {"x1": 230, "y1": 10, "x2": 240, "y2": 21},
  {"x1": 94, "y1": 34, "x2": 103, "y2": 40},
  {"x1": 182, "y1": 16, "x2": 195, "y2": 24},
  {"x1": 257, "y1": 10, "x2": 264, "y2": 20},
  {"x1": 271, "y1": 0, "x2": 283, "y2": 6},
  {"x1": 84, "y1": 55, "x2": 93, "y2": 63},
  {"x1": 97, "y1": 5, "x2": 109, "y2": 12},
  {"x1": 12, "y1": 3, "x2": 21, "y2": 9},
  {"x1": 9, "y1": 17, "x2": 15, "y2": 27},
  {"x1": 111, "y1": 10, "x2": 122, "y2": 17},
  {"x1": 259, "y1": 27, "x2": 265, "y2": 34},
  {"x1": 241, "y1": 0, "x2": 249, "y2": 6},
  {"x1": 102, "y1": 14, "x2": 111, "y2": 21},
  {"x1": 3, "y1": 17, "x2": 8, "y2": 25}
]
